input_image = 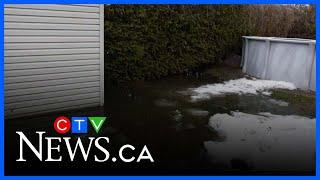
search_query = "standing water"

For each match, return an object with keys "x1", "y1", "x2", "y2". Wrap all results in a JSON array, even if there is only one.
[{"x1": 6, "y1": 66, "x2": 315, "y2": 175}]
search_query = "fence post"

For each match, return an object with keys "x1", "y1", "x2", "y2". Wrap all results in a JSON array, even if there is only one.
[
  {"x1": 241, "y1": 38, "x2": 245, "y2": 67},
  {"x1": 242, "y1": 38, "x2": 249, "y2": 73},
  {"x1": 262, "y1": 39, "x2": 271, "y2": 79},
  {"x1": 307, "y1": 42, "x2": 316, "y2": 90}
]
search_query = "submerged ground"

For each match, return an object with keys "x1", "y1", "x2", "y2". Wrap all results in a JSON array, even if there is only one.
[{"x1": 5, "y1": 66, "x2": 315, "y2": 175}]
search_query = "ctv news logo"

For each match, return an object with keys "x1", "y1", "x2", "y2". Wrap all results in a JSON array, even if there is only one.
[
  {"x1": 53, "y1": 116, "x2": 106, "y2": 134},
  {"x1": 16, "y1": 116, "x2": 154, "y2": 163}
]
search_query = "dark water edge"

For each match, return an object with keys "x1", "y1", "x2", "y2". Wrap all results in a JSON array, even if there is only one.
[{"x1": 5, "y1": 66, "x2": 315, "y2": 176}]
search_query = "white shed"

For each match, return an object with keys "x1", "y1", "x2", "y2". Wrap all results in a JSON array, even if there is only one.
[{"x1": 4, "y1": 4, "x2": 104, "y2": 118}]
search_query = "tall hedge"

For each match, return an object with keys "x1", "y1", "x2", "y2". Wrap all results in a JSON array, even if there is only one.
[
  {"x1": 104, "y1": 5, "x2": 315, "y2": 82},
  {"x1": 105, "y1": 5, "x2": 248, "y2": 81}
]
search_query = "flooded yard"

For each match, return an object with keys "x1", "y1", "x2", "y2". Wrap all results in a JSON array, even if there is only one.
[{"x1": 6, "y1": 66, "x2": 315, "y2": 175}]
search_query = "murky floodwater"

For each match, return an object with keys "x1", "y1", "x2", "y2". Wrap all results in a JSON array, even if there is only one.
[{"x1": 6, "y1": 67, "x2": 315, "y2": 175}]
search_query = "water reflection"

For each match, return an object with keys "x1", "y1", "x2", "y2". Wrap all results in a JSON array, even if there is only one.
[
  {"x1": 102, "y1": 73, "x2": 315, "y2": 174},
  {"x1": 205, "y1": 111, "x2": 315, "y2": 172},
  {"x1": 6, "y1": 68, "x2": 315, "y2": 175}
]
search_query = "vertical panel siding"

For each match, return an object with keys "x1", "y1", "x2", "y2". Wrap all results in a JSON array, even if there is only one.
[{"x1": 4, "y1": 4, "x2": 104, "y2": 118}]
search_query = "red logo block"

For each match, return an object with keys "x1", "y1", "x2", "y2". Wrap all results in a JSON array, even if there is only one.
[{"x1": 54, "y1": 116, "x2": 71, "y2": 134}]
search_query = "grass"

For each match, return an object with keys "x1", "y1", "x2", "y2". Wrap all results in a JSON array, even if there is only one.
[{"x1": 271, "y1": 89, "x2": 315, "y2": 118}]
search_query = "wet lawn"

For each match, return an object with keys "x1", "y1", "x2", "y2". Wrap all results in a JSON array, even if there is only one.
[{"x1": 5, "y1": 66, "x2": 315, "y2": 175}]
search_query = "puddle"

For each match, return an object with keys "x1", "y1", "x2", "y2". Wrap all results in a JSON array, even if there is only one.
[
  {"x1": 6, "y1": 67, "x2": 315, "y2": 175},
  {"x1": 185, "y1": 108, "x2": 209, "y2": 117},
  {"x1": 154, "y1": 98, "x2": 177, "y2": 107},
  {"x1": 205, "y1": 111, "x2": 315, "y2": 172}
]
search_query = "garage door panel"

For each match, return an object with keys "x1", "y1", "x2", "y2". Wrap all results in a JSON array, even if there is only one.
[
  {"x1": 5, "y1": 65, "x2": 100, "y2": 77},
  {"x1": 5, "y1": 5, "x2": 100, "y2": 13},
  {"x1": 6, "y1": 81, "x2": 100, "y2": 97},
  {"x1": 5, "y1": 30, "x2": 99, "y2": 37},
  {"x1": 5, "y1": 36, "x2": 99, "y2": 43},
  {"x1": 5, "y1": 8, "x2": 99, "y2": 18},
  {"x1": 5, "y1": 22, "x2": 99, "y2": 30},
  {"x1": 5, "y1": 71, "x2": 100, "y2": 83},
  {"x1": 6, "y1": 92, "x2": 100, "y2": 109},
  {"x1": 5, "y1": 15, "x2": 100, "y2": 25},
  {"x1": 5, "y1": 42, "x2": 99, "y2": 50},
  {"x1": 6, "y1": 100, "x2": 100, "y2": 119},
  {"x1": 5, "y1": 54, "x2": 100, "y2": 63},
  {"x1": 4, "y1": 4, "x2": 103, "y2": 118},
  {"x1": 5, "y1": 48, "x2": 99, "y2": 56},
  {"x1": 5, "y1": 59, "x2": 99, "y2": 70},
  {"x1": 6, "y1": 86, "x2": 100, "y2": 104},
  {"x1": 5, "y1": 76, "x2": 100, "y2": 90}
]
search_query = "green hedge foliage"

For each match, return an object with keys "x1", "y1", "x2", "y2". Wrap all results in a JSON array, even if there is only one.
[
  {"x1": 104, "y1": 5, "x2": 315, "y2": 81},
  {"x1": 105, "y1": 5, "x2": 248, "y2": 81}
]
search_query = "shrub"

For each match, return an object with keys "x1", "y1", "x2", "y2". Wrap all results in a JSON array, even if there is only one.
[{"x1": 104, "y1": 5, "x2": 315, "y2": 82}]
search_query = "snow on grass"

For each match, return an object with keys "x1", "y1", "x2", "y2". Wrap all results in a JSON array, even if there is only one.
[
  {"x1": 268, "y1": 98, "x2": 289, "y2": 107},
  {"x1": 189, "y1": 78, "x2": 296, "y2": 101},
  {"x1": 261, "y1": 91, "x2": 272, "y2": 96}
]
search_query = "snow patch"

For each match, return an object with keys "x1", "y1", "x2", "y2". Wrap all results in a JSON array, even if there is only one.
[
  {"x1": 268, "y1": 98, "x2": 289, "y2": 107},
  {"x1": 261, "y1": 91, "x2": 272, "y2": 96},
  {"x1": 189, "y1": 78, "x2": 296, "y2": 101}
]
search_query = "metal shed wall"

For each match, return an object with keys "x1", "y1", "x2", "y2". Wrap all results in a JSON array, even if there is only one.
[
  {"x1": 4, "y1": 4, "x2": 104, "y2": 118},
  {"x1": 242, "y1": 36, "x2": 316, "y2": 91}
]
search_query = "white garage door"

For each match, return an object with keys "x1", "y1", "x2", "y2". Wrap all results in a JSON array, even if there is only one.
[{"x1": 4, "y1": 4, "x2": 104, "y2": 118}]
